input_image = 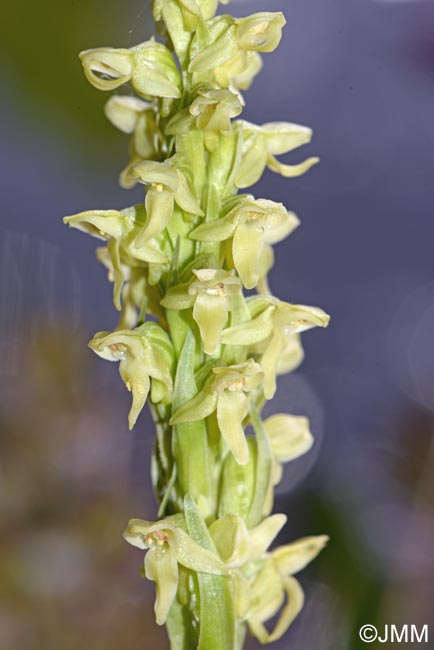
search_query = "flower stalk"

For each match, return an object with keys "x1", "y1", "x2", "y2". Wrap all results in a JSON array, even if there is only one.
[{"x1": 65, "y1": 1, "x2": 330, "y2": 647}]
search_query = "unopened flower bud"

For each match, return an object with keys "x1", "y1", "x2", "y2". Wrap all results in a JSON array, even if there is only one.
[{"x1": 236, "y1": 12, "x2": 286, "y2": 53}]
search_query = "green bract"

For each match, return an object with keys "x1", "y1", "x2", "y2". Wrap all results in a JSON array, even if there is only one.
[{"x1": 66, "y1": 2, "x2": 330, "y2": 647}]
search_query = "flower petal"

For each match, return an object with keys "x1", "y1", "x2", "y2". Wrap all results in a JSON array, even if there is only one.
[
  {"x1": 174, "y1": 170, "x2": 204, "y2": 215},
  {"x1": 236, "y1": 12, "x2": 286, "y2": 53},
  {"x1": 190, "y1": 214, "x2": 238, "y2": 242},
  {"x1": 79, "y1": 47, "x2": 132, "y2": 91},
  {"x1": 275, "y1": 303, "x2": 331, "y2": 333},
  {"x1": 264, "y1": 414, "x2": 314, "y2": 462},
  {"x1": 261, "y1": 122, "x2": 313, "y2": 155},
  {"x1": 220, "y1": 305, "x2": 274, "y2": 346},
  {"x1": 260, "y1": 330, "x2": 285, "y2": 400},
  {"x1": 263, "y1": 210, "x2": 300, "y2": 245},
  {"x1": 272, "y1": 535, "x2": 329, "y2": 576},
  {"x1": 267, "y1": 154, "x2": 320, "y2": 178},
  {"x1": 161, "y1": 283, "x2": 196, "y2": 310},
  {"x1": 248, "y1": 513, "x2": 287, "y2": 562},
  {"x1": 232, "y1": 221, "x2": 264, "y2": 289},
  {"x1": 135, "y1": 188, "x2": 174, "y2": 245},
  {"x1": 119, "y1": 356, "x2": 151, "y2": 429},
  {"x1": 249, "y1": 576, "x2": 304, "y2": 643},
  {"x1": 216, "y1": 389, "x2": 249, "y2": 465},
  {"x1": 63, "y1": 209, "x2": 128, "y2": 240},
  {"x1": 131, "y1": 41, "x2": 182, "y2": 99},
  {"x1": 235, "y1": 134, "x2": 268, "y2": 189},
  {"x1": 104, "y1": 95, "x2": 151, "y2": 134},
  {"x1": 145, "y1": 546, "x2": 179, "y2": 625},
  {"x1": 277, "y1": 333, "x2": 305, "y2": 375},
  {"x1": 193, "y1": 293, "x2": 229, "y2": 355}
]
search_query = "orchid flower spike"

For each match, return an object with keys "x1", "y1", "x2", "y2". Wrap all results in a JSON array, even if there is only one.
[{"x1": 68, "y1": 0, "x2": 331, "y2": 644}]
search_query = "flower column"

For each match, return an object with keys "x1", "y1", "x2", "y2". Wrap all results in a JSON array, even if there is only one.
[{"x1": 64, "y1": 2, "x2": 330, "y2": 648}]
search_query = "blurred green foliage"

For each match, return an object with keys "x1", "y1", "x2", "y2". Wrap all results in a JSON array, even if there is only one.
[{"x1": 2, "y1": 0, "x2": 155, "y2": 149}]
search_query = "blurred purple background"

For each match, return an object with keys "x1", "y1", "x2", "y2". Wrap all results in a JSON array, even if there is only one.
[{"x1": 2, "y1": 0, "x2": 434, "y2": 648}]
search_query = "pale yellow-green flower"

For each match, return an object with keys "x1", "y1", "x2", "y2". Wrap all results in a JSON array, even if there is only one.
[
  {"x1": 104, "y1": 95, "x2": 152, "y2": 134},
  {"x1": 131, "y1": 160, "x2": 203, "y2": 246},
  {"x1": 209, "y1": 512, "x2": 286, "y2": 569},
  {"x1": 236, "y1": 12, "x2": 286, "y2": 53},
  {"x1": 171, "y1": 359, "x2": 264, "y2": 465},
  {"x1": 221, "y1": 297, "x2": 330, "y2": 397},
  {"x1": 214, "y1": 49, "x2": 263, "y2": 91},
  {"x1": 80, "y1": 40, "x2": 182, "y2": 100},
  {"x1": 161, "y1": 269, "x2": 242, "y2": 355},
  {"x1": 165, "y1": 88, "x2": 243, "y2": 142},
  {"x1": 235, "y1": 120, "x2": 320, "y2": 188},
  {"x1": 96, "y1": 246, "x2": 165, "y2": 329},
  {"x1": 207, "y1": 511, "x2": 327, "y2": 643},
  {"x1": 244, "y1": 535, "x2": 328, "y2": 643},
  {"x1": 190, "y1": 88, "x2": 243, "y2": 132},
  {"x1": 189, "y1": 12, "x2": 285, "y2": 78},
  {"x1": 191, "y1": 196, "x2": 299, "y2": 289},
  {"x1": 89, "y1": 323, "x2": 174, "y2": 428},
  {"x1": 123, "y1": 516, "x2": 228, "y2": 625},
  {"x1": 79, "y1": 47, "x2": 132, "y2": 91},
  {"x1": 63, "y1": 207, "x2": 169, "y2": 310},
  {"x1": 246, "y1": 565, "x2": 304, "y2": 643}
]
